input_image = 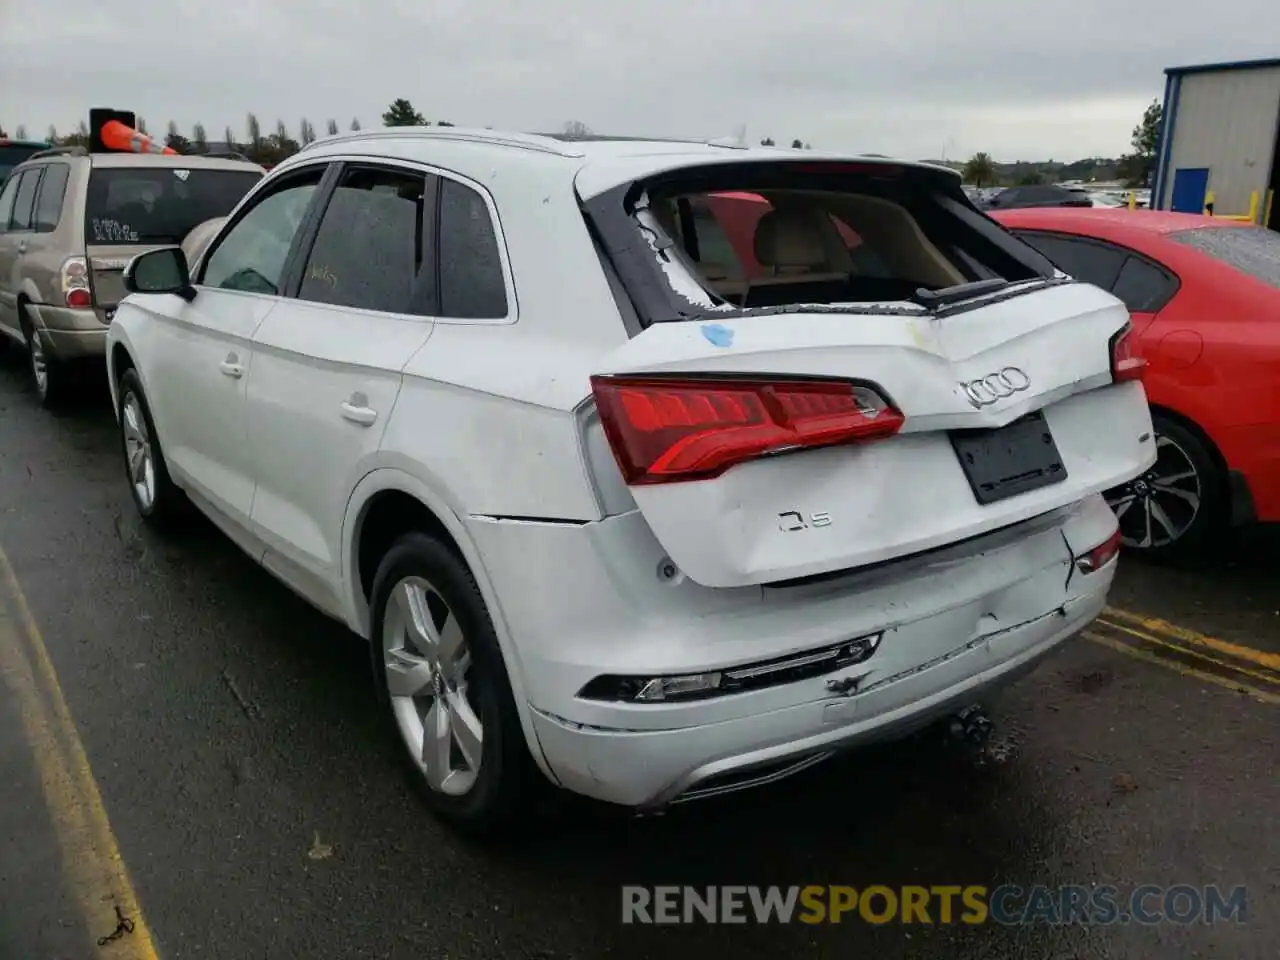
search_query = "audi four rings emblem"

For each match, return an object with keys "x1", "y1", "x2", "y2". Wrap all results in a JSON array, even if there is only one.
[{"x1": 960, "y1": 367, "x2": 1031, "y2": 408}]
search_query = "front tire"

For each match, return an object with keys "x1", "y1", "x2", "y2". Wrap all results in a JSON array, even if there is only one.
[
  {"x1": 117, "y1": 368, "x2": 185, "y2": 528},
  {"x1": 369, "y1": 532, "x2": 540, "y2": 836},
  {"x1": 1104, "y1": 412, "x2": 1227, "y2": 562}
]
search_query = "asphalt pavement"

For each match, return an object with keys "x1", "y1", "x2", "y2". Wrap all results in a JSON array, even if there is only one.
[{"x1": 0, "y1": 346, "x2": 1276, "y2": 959}]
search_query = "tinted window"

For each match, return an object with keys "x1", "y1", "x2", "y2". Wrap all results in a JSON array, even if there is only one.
[
  {"x1": 33, "y1": 164, "x2": 69, "y2": 232},
  {"x1": 201, "y1": 171, "x2": 322, "y2": 294},
  {"x1": 1111, "y1": 256, "x2": 1177, "y2": 313},
  {"x1": 1016, "y1": 233, "x2": 1127, "y2": 290},
  {"x1": 86, "y1": 167, "x2": 262, "y2": 245},
  {"x1": 1169, "y1": 226, "x2": 1280, "y2": 290},
  {"x1": 10, "y1": 169, "x2": 42, "y2": 231},
  {"x1": 439, "y1": 178, "x2": 507, "y2": 319},
  {"x1": 298, "y1": 166, "x2": 430, "y2": 315},
  {"x1": 0, "y1": 175, "x2": 19, "y2": 233},
  {"x1": 0, "y1": 145, "x2": 47, "y2": 185}
]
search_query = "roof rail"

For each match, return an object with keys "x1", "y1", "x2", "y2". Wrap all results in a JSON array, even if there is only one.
[
  {"x1": 24, "y1": 145, "x2": 88, "y2": 162},
  {"x1": 203, "y1": 150, "x2": 252, "y2": 162},
  {"x1": 297, "y1": 126, "x2": 580, "y2": 158}
]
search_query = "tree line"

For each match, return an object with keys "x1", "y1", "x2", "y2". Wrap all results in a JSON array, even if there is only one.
[{"x1": 959, "y1": 100, "x2": 1162, "y2": 189}]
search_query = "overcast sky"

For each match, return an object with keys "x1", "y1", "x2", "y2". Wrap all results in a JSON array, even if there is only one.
[{"x1": 1, "y1": 0, "x2": 1275, "y2": 161}]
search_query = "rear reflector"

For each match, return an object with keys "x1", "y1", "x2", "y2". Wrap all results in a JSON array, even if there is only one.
[
  {"x1": 590, "y1": 375, "x2": 904, "y2": 484},
  {"x1": 1075, "y1": 528, "x2": 1122, "y2": 574},
  {"x1": 1109, "y1": 324, "x2": 1145, "y2": 383}
]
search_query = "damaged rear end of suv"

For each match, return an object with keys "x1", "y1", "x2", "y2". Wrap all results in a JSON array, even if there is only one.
[{"x1": 516, "y1": 150, "x2": 1155, "y2": 809}]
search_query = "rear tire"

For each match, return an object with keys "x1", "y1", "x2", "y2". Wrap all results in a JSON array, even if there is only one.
[
  {"x1": 369, "y1": 532, "x2": 543, "y2": 836},
  {"x1": 117, "y1": 368, "x2": 185, "y2": 529},
  {"x1": 21, "y1": 309, "x2": 67, "y2": 410},
  {"x1": 1104, "y1": 412, "x2": 1227, "y2": 563}
]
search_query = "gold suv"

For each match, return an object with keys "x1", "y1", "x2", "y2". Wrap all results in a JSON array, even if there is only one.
[{"x1": 0, "y1": 146, "x2": 263, "y2": 406}]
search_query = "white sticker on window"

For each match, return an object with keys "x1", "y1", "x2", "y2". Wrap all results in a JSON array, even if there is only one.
[
  {"x1": 91, "y1": 218, "x2": 139, "y2": 243},
  {"x1": 174, "y1": 169, "x2": 190, "y2": 182}
]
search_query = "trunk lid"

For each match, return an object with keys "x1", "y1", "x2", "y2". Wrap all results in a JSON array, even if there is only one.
[{"x1": 593, "y1": 282, "x2": 1154, "y2": 588}]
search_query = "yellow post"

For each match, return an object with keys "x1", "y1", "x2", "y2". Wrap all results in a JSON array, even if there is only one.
[
  {"x1": 1204, "y1": 189, "x2": 1215, "y2": 216},
  {"x1": 1248, "y1": 191, "x2": 1259, "y2": 224},
  {"x1": 1266, "y1": 190, "x2": 1275, "y2": 229},
  {"x1": 1128, "y1": 191, "x2": 1136, "y2": 210}
]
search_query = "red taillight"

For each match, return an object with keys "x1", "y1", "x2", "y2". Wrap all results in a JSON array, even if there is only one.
[
  {"x1": 1075, "y1": 528, "x2": 1122, "y2": 574},
  {"x1": 590, "y1": 376, "x2": 904, "y2": 485},
  {"x1": 1109, "y1": 324, "x2": 1146, "y2": 383},
  {"x1": 65, "y1": 287, "x2": 92, "y2": 308}
]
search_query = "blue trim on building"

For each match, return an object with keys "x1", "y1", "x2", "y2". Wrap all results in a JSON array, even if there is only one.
[
  {"x1": 1165, "y1": 57, "x2": 1280, "y2": 77},
  {"x1": 1153, "y1": 73, "x2": 1182, "y2": 210}
]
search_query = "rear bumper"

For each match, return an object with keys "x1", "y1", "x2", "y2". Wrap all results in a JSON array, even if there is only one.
[
  {"x1": 468, "y1": 492, "x2": 1120, "y2": 808},
  {"x1": 29, "y1": 304, "x2": 106, "y2": 359},
  {"x1": 531, "y1": 581, "x2": 1106, "y2": 808}
]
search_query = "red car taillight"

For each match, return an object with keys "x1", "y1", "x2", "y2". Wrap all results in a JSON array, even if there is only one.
[
  {"x1": 1075, "y1": 527, "x2": 1122, "y2": 574},
  {"x1": 589, "y1": 375, "x2": 904, "y2": 485},
  {"x1": 1109, "y1": 324, "x2": 1146, "y2": 383}
]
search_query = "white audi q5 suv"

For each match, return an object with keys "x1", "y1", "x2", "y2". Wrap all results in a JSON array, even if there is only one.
[{"x1": 106, "y1": 128, "x2": 1154, "y2": 833}]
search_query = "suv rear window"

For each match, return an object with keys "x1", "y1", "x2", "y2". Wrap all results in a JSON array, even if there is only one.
[
  {"x1": 1169, "y1": 226, "x2": 1280, "y2": 289},
  {"x1": 85, "y1": 167, "x2": 263, "y2": 245},
  {"x1": 591, "y1": 161, "x2": 1053, "y2": 319}
]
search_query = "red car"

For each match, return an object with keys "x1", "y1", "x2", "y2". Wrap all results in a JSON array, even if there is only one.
[{"x1": 991, "y1": 208, "x2": 1280, "y2": 559}]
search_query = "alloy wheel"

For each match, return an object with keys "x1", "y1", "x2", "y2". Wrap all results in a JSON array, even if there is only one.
[
  {"x1": 1105, "y1": 433, "x2": 1201, "y2": 549},
  {"x1": 121, "y1": 392, "x2": 157, "y2": 511},
  {"x1": 382, "y1": 577, "x2": 483, "y2": 796}
]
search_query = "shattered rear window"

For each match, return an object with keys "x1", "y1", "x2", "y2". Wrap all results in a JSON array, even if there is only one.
[{"x1": 1168, "y1": 226, "x2": 1280, "y2": 290}]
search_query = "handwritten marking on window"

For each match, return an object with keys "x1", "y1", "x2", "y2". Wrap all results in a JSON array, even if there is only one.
[
  {"x1": 309, "y1": 264, "x2": 337, "y2": 288},
  {"x1": 92, "y1": 218, "x2": 139, "y2": 243}
]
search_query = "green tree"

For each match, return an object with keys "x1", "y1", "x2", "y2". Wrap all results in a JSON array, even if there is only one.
[
  {"x1": 136, "y1": 117, "x2": 148, "y2": 135},
  {"x1": 299, "y1": 118, "x2": 316, "y2": 145},
  {"x1": 790, "y1": 138, "x2": 803, "y2": 149},
  {"x1": 1119, "y1": 99, "x2": 1162, "y2": 186},
  {"x1": 562, "y1": 119, "x2": 592, "y2": 138},
  {"x1": 192, "y1": 123, "x2": 209, "y2": 154},
  {"x1": 246, "y1": 113, "x2": 262, "y2": 149},
  {"x1": 326, "y1": 118, "x2": 340, "y2": 136},
  {"x1": 436, "y1": 120, "x2": 455, "y2": 127},
  {"x1": 0, "y1": 123, "x2": 7, "y2": 139},
  {"x1": 47, "y1": 125, "x2": 58, "y2": 143},
  {"x1": 61, "y1": 121, "x2": 90, "y2": 149},
  {"x1": 15, "y1": 124, "x2": 27, "y2": 140},
  {"x1": 350, "y1": 117, "x2": 362, "y2": 131},
  {"x1": 963, "y1": 152, "x2": 995, "y2": 187},
  {"x1": 760, "y1": 136, "x2": 775, "y2": 146},
  {"x1": 164, "y1": 120, "x2": 191, "y2": 154},
  {"x1": 223, "y1": 125, "x2": 237, "y2": 152},
  {"x1": 382, "y1": 99, "x2": 425, "y2": 126},
  {"x1": 1018, "y1": 170, "x2": 1045, "y2": 185}
]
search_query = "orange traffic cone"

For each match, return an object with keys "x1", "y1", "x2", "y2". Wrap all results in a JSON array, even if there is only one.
[{"x1": 100, "y1": 119, "x2": 178, "y2": 155}]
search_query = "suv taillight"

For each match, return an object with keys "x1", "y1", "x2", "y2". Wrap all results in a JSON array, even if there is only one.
[
  {"x1": 589, "y1": 375, "x2": 904, "y2": 485},
  {"x1": 61, "y1": 256, "x2": 91, "y2": 308},
  {"x1": 1109, "y1": 324, "x2": 1145, "y2": 383}
]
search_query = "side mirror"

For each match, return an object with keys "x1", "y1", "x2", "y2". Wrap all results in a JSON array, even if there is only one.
[{"x1": 123, "y1": 247, "x2": 196, "y2": 303}]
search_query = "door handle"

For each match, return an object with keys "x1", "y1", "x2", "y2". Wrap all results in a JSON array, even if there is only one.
[
  {"x1": 219, "y1": 359, "x2": 245, "y2": 378},
  {"x1": 340, "y1": 402, "x2": 378, "y2": 426}
]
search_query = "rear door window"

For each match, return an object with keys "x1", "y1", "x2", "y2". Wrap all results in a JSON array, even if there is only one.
[
  {"x1": 10, "y1": 168, "x2": 42, "y2": 231},
  {"x1": 297, "y1": 164, "x2": 434, "y2": 315},
  {"x1": 85, "y1": 166, "x2": 262, "y2": 245},
  {"x1": 1014, "y1": 232, "x2": 1127, "y2": 290},
  {"x1": 438, "y1": 177, "x2": 508, "y2": 319},
  {"x1": 1169, "y1": 226, "x2": 1280, "y2": 290},
  {"x1": 33, "y1": 164, "x2": 69, "y2": 232},
  {"x1": 1110, "y1": 255, "x2": 1178, "y2": 313}
]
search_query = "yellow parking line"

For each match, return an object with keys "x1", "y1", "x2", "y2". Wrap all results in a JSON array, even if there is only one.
[
  {"x1": 1084, "y1": 631, "x2": 1280, "y2": 705},
  {"x1": 1104, "y1": 606, "x2": 1280, "y2": 671},
  {"x1": 1098, "y1": 618, "x2": 1280, "y2": 687},
  {"x1": 0, "y1": 546, "x2": 159, "y2": 959}
]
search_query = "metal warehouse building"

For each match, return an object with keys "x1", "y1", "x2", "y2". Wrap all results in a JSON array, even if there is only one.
[{"x1": 1152, "y1": 57, "x2": 1280, "y2": 229}]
